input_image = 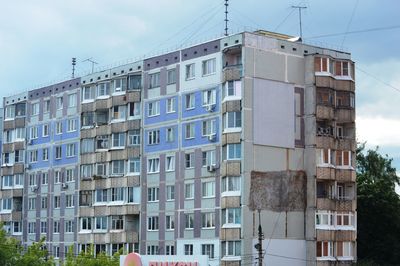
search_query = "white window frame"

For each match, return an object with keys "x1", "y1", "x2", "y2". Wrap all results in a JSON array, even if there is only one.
[
  {"x1": 147, "y1": 216, "x2": 159, "y2": 231},
  {"x1": 185, "y1": 183, "x2": 194, "y2": 199},
  {"x1": 166, "y1": 97, "x2": 176, "y2": 113},
  {"x1": 201, "y1": 212, "x2": 215, "y2": 228},
  {"x1": 148, "y1": 101, "x2": 160, "y2": 117},
  {"x1": 147, "y1": 157, "x2": 160, "y2": 173},
  {"x1": 202, "y1": 180, "x2": 215, "y2": 198},
  {"x1": 166, "y1": 155, "x2": 175, "y2": 171},
  {"x1": 202, "y1": 58, "x2": 216, "y2": 76},
  {"x1": 185, "y1": 123, "x2": 195, "y2": 139},
  {"x1": 185, "y1": 93, "x2": 195, "y2": 110},
  {"x1": 148, "y1": 130, "x2": 160, "y2": 145},
  {"x1": 147, "y1": 187, "x2": 159, "y2": 202},
  {"x1": 202, "y1": 89, "x2": 216, "y2": 106},
  {"x1": 66, "y1": 143, "x2": 76, "y2": 157},
  {"x1": 185, "y1": 63, "x2": 195, "y2": 80}
]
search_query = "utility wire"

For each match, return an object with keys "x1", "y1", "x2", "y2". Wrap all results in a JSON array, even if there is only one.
[
  {"x1": 274, "y1": 9, "x2": 296, "y2": 32},
  {"x1": 306, "y1": 24, "x2": 400, "y2": 39},
  {"x1": 340, "y1": 0, "x2": 359, "y2": 48},
  {"x1": 356, "y1": 66, "x2": 400, "y2": 94}
]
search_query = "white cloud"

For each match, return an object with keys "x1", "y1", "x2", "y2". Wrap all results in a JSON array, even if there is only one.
[{"x1": 357, "y1": 115, "x2": 400, "y2": 147}]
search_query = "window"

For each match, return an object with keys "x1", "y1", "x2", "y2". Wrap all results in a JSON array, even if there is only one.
[
  {"x1": 167, "y1": 69, "x2": 176, "y2": 84},
  {"x1": 56, "y1": 96, "x2": 63, "y2": 110},
  {"x1": 148, "y1": 130, "x2": 160, "y2": 145},
  {"x1": 128, "y1": 130, "x2": 140, "y2": 146},
  {"x1": 30, "y1": 126, "x2": 38, "y2": 139},
  {"x1": 185, "y1": 153, "x2": 194, "y2": 168},
  {"x1": 336, "y1": 150, "x2": 351, "y2": 167},
  {"x1": 202, "y1": 58, "x2": 216, "y2": 76},
  {"x1": 148, "y1": 101, "x2": 160, "y2": 116},
  {"x1": 28, "y1": 198, "x2": 36, "y2": 210},
  {"x1": 29, "y1": 150, "x2": 38, "y2": 163},
  {"x1": 166, "y1": 185, "x2": 175, "y2": 201},
  {"x1": 185, "y1": 63, "x2": 195, "y2": 80},
  {"x1": 41, "y1": 173, "x2": 48, "y2": 185},
  {"x1": 128, "y1": 158, "x2": 140, "y2": 174},
  {"x1": 81, "y1": 138, "x2": 94, "y2": 154},
  {"x1": 319, "y1": 149, "x2": 333, "y2": 165},
  {"x1": 31, "y1": 102, "x2": 39, "y2": 116},
  {"x1": 81, "y1": 112, "x2": 94, "y2": 127},
  {"x1": 185, "y1": 213, "x2": 194, "y2": 229},
  {"x1": 316, "y1": 241, "x2": 333, "y2": 258},
  {"x1": 95, "y1": 189, "x2": 108, "y2": 204},
  {"x1": 2, "y1": 198, "x2": 12, "y2": 212},
  {"x1": 81, "y1": 217, "x2": 92, "y2": 231},
  {"x1": 111, "y1": 160, "x2": 125, "y2": 175},
  {"x1": 5, "y1": 106, "x2": 15, "y2": 119},
  {"x1": 112, "y1": 133, "x2": 125, "y2": 148},
  {"x1": 148, "y1": 158, "x2": 160, "y2": 173},
  {"x1": 226, "y1": 144, "x2": 241, "y2": 160},
  {"x1": 54, "y1": 220, "x2": 60, "y2": 233},
  {"x1": 79, "y1": 191, "x2": 92, "y2": 207},
  {"x1": 112, "y1": 105, "x2": 126, "y2": 120},
  {"x1": 113, "y1": 78, "x2": 126, "y2": 93},
  {"x1": 335, "y1": 61, "x2": 350, "y2": 77},
  {"x1": 149, "y1": 72, "x2": 160, "y2": 88},
  {"x1": 336, "y1": 212, "x2": 355, "y2": 228},
  {"x1": 56, "y1": 121, "x2": 63, "y2": 134},
  {"x1": 65, "y1": 169, "x2": 75, "y2": 182},
  {"x1": 111, "y1": 187, "x2": 124, "y2": 202},
  {"x1": 14, "y1": 174, "x2": 23, "y2": 187},
  {"x1": 14, "y1": 150, "x2": 24, "y2": 163},
  {"x1": 222, "y1": 176, "x2": 241, "y2": 193},
  {"x1": 4, "y1": 130, "x2": 13, "y2": 143},
  {"x1": 185, "y1": 93, "x2": 195, "y2": 109},
  {"x1": 54, "y1": 196, "x2": 61, "y2": 209},
  {"x1": 185, "y1": 183, "x2": 194, "y2": 199},
  {"x1": 44, "y1": 100, "x2": 50, "y2": 113},
  {"x1": 222, "y1": 241, "x2": 241, "y2": 257},
  {"x1": 54, "y1": 170, "x2": 62, "y2": 183},
  {"x1": 67, "y1": 119, "x2": 77, "y2": 132},
  {"x1": 202, "y1": 244, "x2": 215, "y2": 259},
  {"x1": 166, "y1": 245, "x2": 175, "y2": 255},
  {"x1": 68, "y1": 93, "x2": 77, "y2": 107},
  {"x1": 224, "y1": 80, "x2": 241, "y2": 99},
  {"x1": 13, "y1": 222, "x2": 22, "y2": 234},
  {"x1": 93, "y1": 216, "x2": 107, "y2": 231},
  {"x1": 55, "y1": 146, "x2": 62, "y2": 159},
  {"x1": 148, "y1": 187, "x2": 159, "y2": 202},
  {"x1": 166, "y1": 215, "x2": 175, "y2": 230},
  {"x1": 147, "y1": 245, "x2": 159, "y2": 255},
  {"x1": 148, "y1": 216, "x2": 159, "y2": 231},
  {"x1": 185, "y1": 123, "x2": 195, "y2": 139},
  {"x1": 166, "y1": 155, "x2": 175, "y2": 171},
  {"x1": 202, "y1": 119, "x2": 216, "y2": 136},
  {"x1": 129, "y1": 102, "x2": 141, "y2": 117},
  {"x1": 96, "y1": 82, "x2": 110, "y2": 97},
  {"x1": 224, "y1": 112, "x2": 242, "y2": 130},
  {"x1": 96, "y1": 135, "x2": 109, "y2": 149},
  {"x1": 42, "y1": 124, "x2": 49, "y2": 137},
  {"x1": 66, "y1": 143, "x2": 76, "y2": 157},
  {"x1": 128, "y1": 75, "x2": 142, "y2": 90},
  {"x1": 82, "y1": 86, "x2": 95, "y2": 101},
  {"x1": 2, "y1": 176, "x2": 13, "y2": 188},
  {"x1": 184, "y1": 244, "x2": 193, "y2": 255},
  {"x1": 15, "y1": 128, "x2": 25, "y2": 140},
  {"x1": 3, "y1": 153, "x2": 11, "y2": 165},
  {"x1": 66, "y1": 195, "x2": 74, "y2": 208},
  {"x1": 202, "y1": 212, "x2": 215, "y2": 228},
  {"x1": 40, "y1": 221, "x2": 47, "y2": 234},
  {"x1": 80, "y1": 164, "x2": 93, "y2": 179},
  {"x1": 202, "y1": 89, "x2": 216, "y2": 106},
  {"x1": 65, "y1": 220, "x2": 74, "y2": 233},
  {"x1": 202, "y1": 181, "x2": 215, "y2": 198},
  {"x1": 15, "y1": 103, "x2": 26, "y2": 117},
  {"x1": 28, "y1": 222, "x2": 36, "y2": 234},
  {"x1": 166, "y1": 97, "x2": 176, "y2": 113},
  {"x1": 336, "y1": 242, "x2": 353, "y2": 257},
  {"x1": 314, "y1": 57, "x2": 329, "y2": 72},
  {"x1": 315, "y1": 211, "x2": 334, "y2": 229},
  {"x1": 166, "y1": 127, "x2": 174, "y2": 142},
  {"x1": 96, "y1": 163, "x2": 107, "y2": 177},
  {"x1": 222, "y1": 208, "x2": 241, "y2": 226},
  {"x1": 41, "y1": 197, "x2": 47, "y2": 209},
  {"x1": 127, "y1": 187, "x2": 138, "y2": 203},
  {"x1": 28, "y1": 174, "x2": 36, "y2": 186},
  {"x1": 111, "y1": 215, "x2": 124, "y2": 230}
]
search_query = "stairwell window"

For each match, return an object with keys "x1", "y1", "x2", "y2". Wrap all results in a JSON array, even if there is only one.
[
  {"x1": 185, "y1": 63, "x2": 195, "y2": 80},
  {"x1": 202, "y1": 58, "x2": 216, "y2": 76}
]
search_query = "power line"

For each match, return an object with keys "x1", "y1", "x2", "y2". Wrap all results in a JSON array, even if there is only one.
[
  {"x1": 356, "y1": 66, "x2": 400, "y2": 94},
  {"x1": 340, "y1": 0, "x2": 359, "y2": 48},
  {"x1": 306, "y1": 24, "x2": 400, "y2": 39},
  {"x1": 274, "y1": 8, "x2": 296, "y2": 32}
]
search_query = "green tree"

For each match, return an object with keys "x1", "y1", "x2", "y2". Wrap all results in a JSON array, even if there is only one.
[
  {"x1": 15, "y1": 237, "x2": 55, "y2": 266},
  {"x1": 357, "y1": 144, "x2": 400, "y2": 265},
  {"x1": 0, "y1": 223, "x2": 22, "y2": 266},
  {"x1": 63, "y1": 244, "x2": 120, "y2": 266}
]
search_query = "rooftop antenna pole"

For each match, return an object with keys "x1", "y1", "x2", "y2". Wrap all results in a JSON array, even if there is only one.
[
  {"x1": 224, "y1": 0, "x2": 229, "y2": 36},
  {"x1": 71, "y1": 58, "x2": 76, "y2": 78},
  {"x1": 82, "y1": 58, "x2": 98, "y2": 74},
  {"x1": 292, "y1": 5, "x2": 307, "y2": 40}
]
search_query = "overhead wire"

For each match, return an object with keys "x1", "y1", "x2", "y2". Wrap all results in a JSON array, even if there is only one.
[
  {"x1": 305, "y1": 24, "x2": 400, "y2": 39},
  {"x1": 340, "y1": 0, "x2": 359, "y2": 48},
  {"x1": 274, "y1": 8, "x2": 296, "y2": 32},
  {"x1": 356, "y1": 66, "x2": 400, "y2": 94}
]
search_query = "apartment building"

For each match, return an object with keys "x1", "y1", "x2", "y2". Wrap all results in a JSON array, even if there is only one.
[{"x1": 0, "y1": 30, "x2": 356, "y2": 266}]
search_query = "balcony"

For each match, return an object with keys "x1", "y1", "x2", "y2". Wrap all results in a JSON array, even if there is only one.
[
  {"x1": 316, "y1": 198, "x2": 356, "y2": 212},
  {"x1": 220, "y1": 228, "x2": 241, "y2": 241},
  {"x1": 315, "y1": 76, "x2": 355, "y2": 92},
  {"x1": 221, "y1": 196, "x2": 241, "y2": 209},
  {"x1": 316, "y1": 105, "x2": 334, "y2": 120},
  {"x1": 316, "y1": 230, "x2": 356, "y2": 241},
  {"x1": 316, "y1": 136, "x2": 335, "y2": 150},
  {"x1": 337, "y1": 138, "x2": 356, "y2": 151},
  {"x1": 336, "y1": 108, "x2": 355, "y2": 123},
  {"x1": 222, "y1": 100, "x2": 241, "y2": 113},
  {"x1": 336, "y1": 169, "x2": 356, "y2": 182},
  {"x1": 126, "y1": 91, "x2": 141, "y2": 102},
  {"x1": 220, "y1": 161, "x2": 241, "y2": 177},
  {"x1": 221, "y1": 132, "x2": 241, "y2": 146},
  {"x1": 78, "y1": 230, "x2": 139, "y2": 244},
  {"x1": 316, "y1": 167, "x2": 336, "y2": 180},
  {"x1": 222, "y1": 65, "x2": 243, "y2": 83}
]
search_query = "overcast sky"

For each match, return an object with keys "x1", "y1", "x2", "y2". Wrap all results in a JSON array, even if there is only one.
[{"x1": 1, "y1": 0, "x2": 399, "y2": 170}]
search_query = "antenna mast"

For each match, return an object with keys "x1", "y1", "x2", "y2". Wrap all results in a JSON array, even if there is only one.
[
  {"x1": 71, "y1": 58, "x2": 76, "y2": 78},
  {"x1": 224, "y1": 0, "x2": 229, "y2": 36},
  {"x1": 82, "y1": 58, "x2": 98, "y2": 74},
  {"x1": 292, "y1": 5, "x2": 307, "y2": 39}
]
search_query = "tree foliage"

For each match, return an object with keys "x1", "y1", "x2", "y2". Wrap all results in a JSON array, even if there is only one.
[
  {"x1": 63, "y1": 245, "x2": 120, "y2": 266},
  {"x1": 357, "y1": 144, "x2": 400, "y2": 265}
]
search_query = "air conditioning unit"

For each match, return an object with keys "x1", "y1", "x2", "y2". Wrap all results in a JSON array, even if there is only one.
[
  {"x1": 207, "y1": 165, "x2": 216, "y2": 172},
  {"x1": 205, "y1": 104, "x2": 215, "y2": 112},
  {"x1": 62, "y1": 183, "x2": 68, "y2": 189},
  {"x1": 30, "y1": 186, "x2": 38, "y2": 192},
  {"x1": 208, "y1": 134, "x2": 217, "y2": 142}
]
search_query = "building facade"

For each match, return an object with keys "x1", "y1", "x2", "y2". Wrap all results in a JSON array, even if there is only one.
[{"x1": 0, "y1": 30, "x2": 356, "y2": 265}]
